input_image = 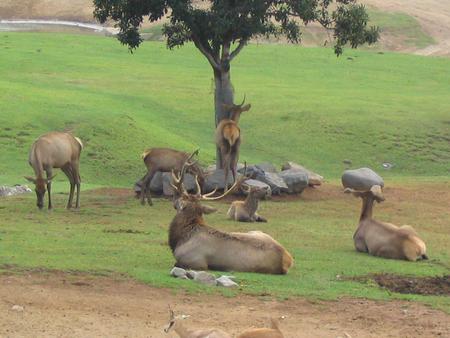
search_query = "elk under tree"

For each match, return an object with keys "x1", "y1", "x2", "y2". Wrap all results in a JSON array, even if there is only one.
[{"x1": 93, "y1": 0, "x2": 379, "y2": 167}]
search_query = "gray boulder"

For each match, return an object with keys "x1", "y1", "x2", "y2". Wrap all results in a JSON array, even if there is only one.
[
  {"x1": 278, "y1": 170, "x2": 309, "y2": 194},
  {"x1": 255, "y1": 171, "x2": 288, "y2": 195},
  {"x1": 134, "y1": 172, "x2": 164, "y2": 195},
  {"x1": 242, "y1": 179, "x2": 272, "y2": 197},
  {"x1": 0, "y1": 185, "x2": 32, "y2": 197},
  {"x1": 237, "y1": 165, "x2": 264, "y2": 179},
  {"x1": 170, "y1": 267, "x2": 187, "y2": 279},
  {"x1": 341, "y1": 167, "x2": 384, "y2": 191},
  {"x1": 162, "y1": 172, "x2": 197, "y2": 196},
  {"x1": 281, "y1": 162, "x2": 324, "y2": 186},
  {"x1": 203, "y1": 169, "x2": 237, "y2": 192},
  {"x1": 255, "y1": 162, "x2": 278, "y2": 173},
  {"x1": 216, "y1": 276, "x2": 238, "y2": 287},
  {"x1": 193, "y1": 271, "x2": 217, "y2": 286}
]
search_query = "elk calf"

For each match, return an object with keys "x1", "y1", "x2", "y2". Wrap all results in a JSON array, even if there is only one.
[
  {"x1": 237, "y1": 318, "x2": 284, "y2": 338},
  {"x1": 25, "y1": 131, "x2": 83, "y2": 209},
  {"x1": 227, "y1": 185, "x2": 268, "y2": 222},
  {"x1": 345, "y1": 185, "x2": 427, "y2": 261},
  {"x1": 215, "y1": 97, "x2": 251, "y2": 190},
  {"x1": 164, "y1": 308, "x2": 231, "y2": 338}
]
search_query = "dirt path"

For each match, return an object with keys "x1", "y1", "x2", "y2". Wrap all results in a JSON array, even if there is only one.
[{"x1": 0, "y1": 272, "x2": 448, "y2": 338}]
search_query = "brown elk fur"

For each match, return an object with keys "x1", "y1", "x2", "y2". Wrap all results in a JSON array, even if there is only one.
[
  {"x1": 346, "y1": 185, "x2": 428, "y2": 261},
  {"x1": 140, "y1": 148, "x2": 204, "y2": 206},
  {"x1": 227, "y1": 186, "x2": 268, "y2": 222},
  {"x1": 169, "y1": 169, "x2": 293, "y2": 274},
  {"x1": 25, "y1": 131, "x2": 83, "y2": 210},
  {"x1": 164, "y1": 308, "x2": 231, "y2": 338},
  {"x1": 237, "y1": 318, "x2": 284, "y2": 338},
  {"x1": 215, "y1": 98, "x2": 251, "y2": 190}
]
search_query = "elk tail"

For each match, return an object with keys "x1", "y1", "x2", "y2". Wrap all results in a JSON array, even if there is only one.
[
  {"x1": 141, "y1": 149, "x2": 152, "y2": 160},
  {"x1": 281, "y1": 249, "x2": 294, "y2": 274},
  {"x1": 74, "y1": 137, "x2": 84, "y2": 150}
]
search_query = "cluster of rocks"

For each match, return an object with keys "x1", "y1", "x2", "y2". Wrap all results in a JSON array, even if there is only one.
[
  {"x1": 135, "y1": 161, "x2": 324, "y2": 197},
  {"x1": 341, "y1": 167, "x2": 384, "y2": 191},
  {"x1": 170, "y1": 267, "x2": 238, "y2": 287},
  {"x1": 0, "y1": 185, "x2": 32, "y2": 197}
]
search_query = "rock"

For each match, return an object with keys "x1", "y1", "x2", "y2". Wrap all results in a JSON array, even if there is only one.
[
  {"x1": 341, "y1": 167, "x2": 384, "y2": 191},
  {"x1": 203, "y1": 169, "x2": 237, "y2": 192},
  {"x1": 281, "y1": 162, "x2": 324, "y2": 186},
  {"x1": 278, "y1": 170, "x2": 309, "y2": 194},
  {"x1": 216, "y1": 276, "x2": 238, "y2": 287},
  {"x1": 255, "y1": 172, "x2": 288, "y2": 195},
  {"x1": 134, "y1": 172, "x2": 165, "y2": 195},
  {"x1": 162, "y1": 173, "x2": 197, "y2": 196},
  {"x1": 255, "y1": 162, "x2": 278, "y2": 173},
  {"x1": 186, "y1": 270, "x2": 198, "y2": 279},
  {"x1": 193, "y1": 271, "x2": 217, "y2": 286},
  {"x1": 206, "y1": 163, "x2": 245, "y2": 173},
  {"x1": 170, "y1": 267, "x2": 187, "y2": 279},
  {"x1": 238, "y1": 165, "x2": 264, "y2": 179},
  {"x1": 11, "y1": 305, "x2": 24, "y2": 312},
  {"x1": 242, "y1": 179, "x2": 272, "y2": 197},
  {"x1": 0, "y1": 185, "x2": 32, "y2": 197}
]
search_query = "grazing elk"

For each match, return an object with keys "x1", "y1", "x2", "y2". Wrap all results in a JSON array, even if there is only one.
[
  {"x1": 345, "y1": 185, "x2": 428, "y2": 261},
  {"x1": 168, "y1": 160, "x2": 293, "y2": 274},
  {"x1": 237, "y1": 318, "x2": 284, "y2": 338},
  {"x1": 215, "y1": 96, "x2": 251, "y2": 191},
  {"x1": 227, "y1": 185, "x2": 268, "y2": 222},
  {"x1": 140, "y1": 148, "x2": 205, "y2": 206},
  {"x1": 25, "y1": 131, "x2": 83, "y2": 210},
  {"x1": 164, "y1": 307, "x2": 231, "y2": 338}
]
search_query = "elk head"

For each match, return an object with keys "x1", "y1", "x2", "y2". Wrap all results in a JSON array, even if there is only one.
[
  {"x1": 24, "y1": 175, "x2": 56, "y2": 209},
  {"x1": 344, "y1": 185, "x2": 385, "y2": 203},
  {"x1": 223, "y1": 95, "x2": 251, "y2": 123}
]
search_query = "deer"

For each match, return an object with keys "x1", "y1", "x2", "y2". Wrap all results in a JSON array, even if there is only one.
[
  {"x1": 237, "y1": 318, "x2": 284, "y2": 338},
  {"x1": 164, "y1": 307, "x2": 231, "y2": 338},
  {"x1": 168, "y1": 157, "x2": 293, "y2": 274},
  {"x1": 25, "y1": 131, "x2": 83, "y2": 210},
  {"x1": 140, "y1": 148, "x2": 205, "y2": 206},
  {"x1": 215, "y1": 96, "x2": 251, "y2": 191},
  {"x1": 345, "y1": 185, "x2": 428, "y2": 261},
  {"x1": 227, "y1": 185, "x2": 268, "y2": 222}
]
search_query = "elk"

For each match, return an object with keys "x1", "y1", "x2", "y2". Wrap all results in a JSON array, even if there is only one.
[
  {"x1": 227, "y1": 185, "x2": 268, "y2": 222},
  {"x1": 237, "y1": 318, "x2": 284, "y2": 338},
  {"x1": 215, "y1": 96, "x2": 251, "y2": 191},
  {"x1": 345, "y1": 185, "x2": 428, "y2": 261},
  {"x1": 168, "y1": 160, "x2": 293, "y2": 274},
  {"x1": 164, "y1": 307, "x2": 231, "y2": 338},
  {"x1": 25, "y1": 131, "x2": 83, "y2": 210},
  {"x1": 140, "y1": 148, "x2": 205, "y2": 206}
]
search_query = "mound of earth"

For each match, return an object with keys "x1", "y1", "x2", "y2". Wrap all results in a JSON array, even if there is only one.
[{"x1": 373, "y1": 273, "x2": 450, "y2": 296}]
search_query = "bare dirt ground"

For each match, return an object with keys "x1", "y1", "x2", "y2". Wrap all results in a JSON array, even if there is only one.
[{"x1": 0, "y1": 271, "x2": 449, "y2": 338}]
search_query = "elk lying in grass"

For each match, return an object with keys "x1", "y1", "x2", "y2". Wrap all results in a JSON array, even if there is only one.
[
  {"x1": 164, "y1": 307, "x2": 231, "y2": 338},
  {"x1": 345, "y1": 185, "x2": 428, "y2": 261},
  {"x1": 215, "y1": 96, "x2": 251, "y2": 190},
  {"x1": 168, "y1": 160, "x2": 293, "y2": 274},
  {"x1": 25, "y1": 131, "x2": 83, "y2": 209},
  {"x1": 237, "y1": 318, "x2": 284, "y2": 338},
  {"x1": 227, "y1": 185, "x2": 268, "y2": 222},
  {"x1": 140, "y1": 148, "x2": 204, "y2": 206}
]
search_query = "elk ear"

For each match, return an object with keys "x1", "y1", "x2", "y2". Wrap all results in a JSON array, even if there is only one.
[
  {"x1": 370, "y1": 185, "x2": 385, "y2": 202},
  {"x1": 240, "y1": 103, "x2": 251, "y2": 112},
  {"x1": 201, "y1": 205, "x2": 217, "y2": 214},
  {"x1": 24, "y1": 176, "x2": 36, "y2": 183}
]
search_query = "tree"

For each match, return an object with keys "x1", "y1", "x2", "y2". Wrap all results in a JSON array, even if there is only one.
[{"x1": 93, "y1": 0, "x2": 379, "y2": 166}]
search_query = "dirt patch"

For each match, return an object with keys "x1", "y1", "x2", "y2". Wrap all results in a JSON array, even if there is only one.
[
  {"x1": 103, "y1": 228, "x2": 149, "y2": 235},
  {"x1": 0, "y1": 271, "x2": 449, "y2": 338},
  {"x1": 373, "y1": 274, "x2": 450, "y2": 296}
]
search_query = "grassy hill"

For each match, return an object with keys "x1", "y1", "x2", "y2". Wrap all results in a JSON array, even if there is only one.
[{"x1": 0, "y1": 33, "x2": 449, "y2": 187}]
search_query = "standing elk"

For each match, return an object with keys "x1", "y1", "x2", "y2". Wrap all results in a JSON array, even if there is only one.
[
  {"x1": 168, "y1": 158, "x2": 293, "y2": 274},
  {"x1": 227, "y1": 185, "x2": 268, "y2": 222},
  {"x1": 140, "y1": 148, "x2": 205, "y2": 206},
  {"x1": 237, "y1": 318, "x2": 284, "y2": 338},
  {"x1": 215, "y1": 96, "x2": 251, "y2": 191},
  {"x1": 345, "y1": 185, "x2": 428, "y2": 261},
  {"x1": 164, "y1": 307, "x2": 231, "y2": 338},
  {"x1": 25, "y1": 131, "x2": 83, "y2": 210}
]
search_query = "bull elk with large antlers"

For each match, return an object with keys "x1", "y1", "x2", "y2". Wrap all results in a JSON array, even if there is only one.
[
  {"x1": 168, "y1": 156, "x2": 293, "y2": 274},
  {"x1": 345, "y1": 185, "x2": 428, "y2": 261},
  {"x1": 140, "y1": 148, "x2": 205, "y2": 206},
  {"x1": 215, "y1": 96, "x2": 251, "y2": 191},
  {"x1": 25, "y1": 131, "x2": 83, "y2": 210}
]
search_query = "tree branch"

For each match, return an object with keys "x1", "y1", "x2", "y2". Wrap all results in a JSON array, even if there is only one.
[
  {"x1": 230, "y1": 39, "x2": 247, "y2": 61},
  {"x1": 192, "y1": 35, "x2": 220, "y2": 70}
]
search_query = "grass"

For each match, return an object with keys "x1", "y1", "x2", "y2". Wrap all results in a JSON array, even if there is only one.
[{"x1": 0, "y1": 183, "x2": 449, "y2": 312}]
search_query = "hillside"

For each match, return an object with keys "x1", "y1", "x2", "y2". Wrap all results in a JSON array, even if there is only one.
[{"x1": 0, "y1": 33, "x2": 449, "y2": 187}]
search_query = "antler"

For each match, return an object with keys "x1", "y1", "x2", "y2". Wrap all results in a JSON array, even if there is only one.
[
  {"x1": 170, "y1": 149, "x2": 200, "y2": 196},
  {"x1": 240, "y1": 94, "x2": 246, "y2": 106},
  {"x1": 199, "y1": 163, "x2": 248, "y2": 201}
]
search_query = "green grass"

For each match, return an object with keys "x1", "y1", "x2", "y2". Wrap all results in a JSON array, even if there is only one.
[
  {"x1": 0, "y1": 33, "x2": 449, "y2": 187},
  {"x1": 0, "y1": 184, "x2": 449, "y2": 311}
]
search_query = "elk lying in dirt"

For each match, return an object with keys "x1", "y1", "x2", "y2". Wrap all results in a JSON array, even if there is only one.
[
  {"x1": 164, "y1": 307, "x2": 231, "y2": 338},
  {"x1": 25, "y1": 131, "x2": 83, "y2": 210},
  {"x1": 215, "y1": 96, "x2": 251, "y2": 190},
  {"x1": 237, "y1": 318, "x2": 284, "y2": 338},
  {"x1": 168, "y1": 160, "x2": 293, "y2": 274},
  {"x1": 227, "y1": 185, "x2": 268, "y2": 222},
  {"x1": 140, "y1": 148, "x2": 205, "y2": 206},
  {"x1": 345, "y1": 185, "x2": 428, "y2": 261}
]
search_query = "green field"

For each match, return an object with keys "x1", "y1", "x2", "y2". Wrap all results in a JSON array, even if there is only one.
[{"x1": 0, "y1": 33, "x2": 449, "y2": 312}]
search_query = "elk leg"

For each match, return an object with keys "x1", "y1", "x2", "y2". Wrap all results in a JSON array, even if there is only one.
[
  {"x1": 73, "y1": 162, "x2": 81, "y2": 209},
  {"x1": 62, "y1": 165, "x2": 75, "y2": 209},
  {"x1": 230, "y1": 141, "x2": 240, "y2": 183},
  {"x1": 254, "y1": 213, "x2": 267, "y2": 223},
  {"x1": 141, "y1": 170, "x2": 155, "y2": 206},
  {"x1": 45, "y1": 169, "x2": 53, "y2": 210}
]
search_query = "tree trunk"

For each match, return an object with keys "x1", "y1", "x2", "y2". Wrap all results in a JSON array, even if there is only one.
[{"x1": 214, "y1": 68, "x2": 234, "y2": 168}]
